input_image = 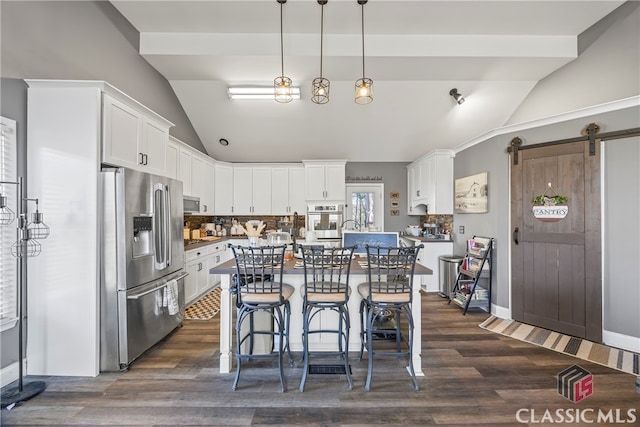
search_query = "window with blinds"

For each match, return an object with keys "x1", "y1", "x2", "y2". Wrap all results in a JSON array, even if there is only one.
[{"x1": 1, "y1": 116, "x2": 18, "y2": 330}]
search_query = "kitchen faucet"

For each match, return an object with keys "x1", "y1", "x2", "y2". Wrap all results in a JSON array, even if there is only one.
[{"x1": 340, "y1": 219, "x2": 360, "y2": 230}]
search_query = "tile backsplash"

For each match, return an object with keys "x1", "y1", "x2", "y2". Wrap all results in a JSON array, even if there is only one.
[
  {"x1": 184, "y1": 215, "x2": 306, "y2": 237},
  {"x1": 418, "y1": 214, "x2": 453, "y2": 235}
]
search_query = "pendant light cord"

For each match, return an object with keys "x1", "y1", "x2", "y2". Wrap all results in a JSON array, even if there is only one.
[
  {"x1": 360, "y1": 1, "x2": 365, "y2": 79},
  {"x1": 280, "y1": 1, "x2": 284, "y2": 77},
  {"x1": 320, "y1": 3, "x2": 324, "y2": 78}
]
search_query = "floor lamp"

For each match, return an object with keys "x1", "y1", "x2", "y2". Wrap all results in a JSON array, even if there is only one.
[{"x1": 0, "y1": 177, "x2": 50, "y2": 408}]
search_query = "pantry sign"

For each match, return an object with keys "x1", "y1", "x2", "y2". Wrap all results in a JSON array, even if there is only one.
[
  {"x1": 531, "y1": 184, "x2": 568, "y2": 223},
  {"x1": 532, "y1": 204, "x2": 569, "y2": 222}
]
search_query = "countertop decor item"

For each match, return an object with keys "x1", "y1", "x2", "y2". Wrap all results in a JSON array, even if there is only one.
[
  {"x1": 239, "y1": 220, "x2": 266, "y2": 246},
  {"x1": 238, "y1": 220, "x2": 266, "y2": 237},
  {"x1": 267, "y1": 231, "x2": 291, "y2": 245},
  {"x1": 405, "y1": 225, "x2": 421, "y2": 236}
]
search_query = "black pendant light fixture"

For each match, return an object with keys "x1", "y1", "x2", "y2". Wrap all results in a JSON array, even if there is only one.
[
  {"x1": 274, "y1": 0, "x2": 293, "y2": 103},
  {"x1": 311, "y1": 0, "x2": 330, "y2": 104},
  {"x1": 354, "y1": 0, "x2": 372, "y2": 105}
]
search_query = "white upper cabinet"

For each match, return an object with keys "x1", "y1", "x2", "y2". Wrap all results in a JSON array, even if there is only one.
[
  {"x1": 178, "y1": 145, "x2": 193, "y2": 195},
  {"x1": 429, "y1": 150, "x2": 454, "y2": 214},
  {"x1": 407, "y1": 150, "x2": 454, "y2": 215},
  {"x1": 166, "y1": 137, "x2": 179, "y2": 180},
  {"x1": 233, "y1": 166, "x2": 272, "y2": 215},
  {"x1": 102, "y1": 93, "x2": 171, "y2": 176},
  {"x1": 271, "y1": 166, "x2": 306, "y2": 215},
  {"x1": 303, "y1": 160, "x2": 346, "y2": 202},
  {"x1": 192, "y1": 153, "x2": 215, "y2": 214},
  {"x1": 214, "y1": 162, "x2": 234, "y2": 215},
  {"x1": 407, "y1": 162, "x2": 427, "y2": 215},
  {"x1": 171, "y1": 136, "x2": 215, "y2": 213}
]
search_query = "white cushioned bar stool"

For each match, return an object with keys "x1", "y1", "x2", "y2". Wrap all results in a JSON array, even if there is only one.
[
  {"x1": 357, "y1": 244, "x2": 423, "y2": 391},
  {"x1": 229, "y1": 244, "x2": 294, "y2": 392},
  {"x1": 299, "y1": 245, "x2": 355, "y2": 391}
]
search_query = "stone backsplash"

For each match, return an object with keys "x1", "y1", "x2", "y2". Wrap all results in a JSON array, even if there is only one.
[
  {"x1": 418, "y1": 214, "x2": 454, "y2": 235},
  {"x1": 185, "y1": 215, "x2": 306, "y2": 237}
]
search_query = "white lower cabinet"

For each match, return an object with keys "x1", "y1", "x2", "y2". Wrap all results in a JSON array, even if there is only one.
[
  {"x1": 208, "y1": 243, "x2": 228, "y2": 288},
  {"x1": 185, "y1": 248, "x2": 212, "y2": 305},
  {"x1": 402, "y1": 238, "x2": 454, "y2": 292},
  {"x1": 185, "y1": 242, "x2": 229, "y2": 305}
]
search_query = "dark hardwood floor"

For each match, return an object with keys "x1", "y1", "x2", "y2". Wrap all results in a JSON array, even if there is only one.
[{"x1": 2, "y1": 292, "x2": 638, "y2": 426}]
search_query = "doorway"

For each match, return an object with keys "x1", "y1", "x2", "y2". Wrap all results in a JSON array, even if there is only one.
[
  {"x1": 345, "y1": 184, "x2": 384, "y2": 231},
  {"x1": 510, "y1": 140, "x2": 602, "y2": 342}
]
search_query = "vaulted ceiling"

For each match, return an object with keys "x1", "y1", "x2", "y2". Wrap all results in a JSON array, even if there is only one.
[{"x1": 110, "y1": 0, "x2": 624, "y2": 162}]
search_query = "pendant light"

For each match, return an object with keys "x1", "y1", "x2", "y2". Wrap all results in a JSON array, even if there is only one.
[
  {"x1": 354, "y1": 0, "x2": 372, "y2": 105},
  {"x1": 311, "y1": 0, "x2": 330, "y2": 104},
  {"x1": 274, "y1": 0, "x2": 293, "y2": 103}
]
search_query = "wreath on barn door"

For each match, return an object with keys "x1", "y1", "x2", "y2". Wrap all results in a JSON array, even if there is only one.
[{"x1": 531, "y1": 183, "x2": 568, "y2": 222}]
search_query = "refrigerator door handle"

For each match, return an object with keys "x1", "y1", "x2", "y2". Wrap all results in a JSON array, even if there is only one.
[
  {"x1": 126, "y1": 272, "x2": 189, "y2": 300},
  {"x1": 165, "y1": 184, "x2": 172, "y2": 267},
  {"x1": 153, "y1": 183, "x2": 168, "y2": 270}
]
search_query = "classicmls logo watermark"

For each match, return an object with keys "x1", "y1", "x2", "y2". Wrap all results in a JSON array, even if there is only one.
[
  {"x1": 515, "y1": 364, "x2": 638, "y2": 424},
  {"x1": 558, "y1": 364, "x2": 593, "y2": 403}
]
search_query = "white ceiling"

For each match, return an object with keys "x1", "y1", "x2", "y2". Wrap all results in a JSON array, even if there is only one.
[{"x1": 110, "y1": 0, "x2": 624, "y2": 163}]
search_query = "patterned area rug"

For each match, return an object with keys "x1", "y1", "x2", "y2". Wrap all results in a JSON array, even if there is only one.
[
  {"x1": 479, "y1": 316, "x2": 639, "y2": 376},
  {"x1": 185, "y1": 287, "x2": 221, "y2": 320}
]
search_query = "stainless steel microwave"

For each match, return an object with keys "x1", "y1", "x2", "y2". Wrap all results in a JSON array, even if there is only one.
[{"x1": 183, "y1": 196, "x2": 200, "y2": 214}]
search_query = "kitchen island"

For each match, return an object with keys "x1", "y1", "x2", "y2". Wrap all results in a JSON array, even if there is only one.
[{"x1": 210, "y1": 256, "x2": 433, "y2": 375}]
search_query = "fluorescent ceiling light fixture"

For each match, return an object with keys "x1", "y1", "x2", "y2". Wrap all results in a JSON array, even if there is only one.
[{"x1": 227, "y1": 86, "x2": 300, "y2": 100}]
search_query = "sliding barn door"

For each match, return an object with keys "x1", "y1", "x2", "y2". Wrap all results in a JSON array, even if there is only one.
[{"x1": 511, "y1": 140, "x2": 602, "y2": 342}]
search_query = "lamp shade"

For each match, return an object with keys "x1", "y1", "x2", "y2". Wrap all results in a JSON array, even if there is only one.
[
  {"x1": 274, "y1": 76, "x2": 293, "y2": 103},
  {"x1": 355, "y1": 78, "x2": 373, "y2": 105}
]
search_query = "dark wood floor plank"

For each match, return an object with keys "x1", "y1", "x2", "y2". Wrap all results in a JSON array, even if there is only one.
[{"x1": 2, "y1": 292, "x2": 638, "y2": 426}]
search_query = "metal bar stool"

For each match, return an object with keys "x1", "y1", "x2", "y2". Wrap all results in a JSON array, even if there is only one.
[
  {"x1": 357, "y1": 244, "x2": 423, "y2": 391},
  {"x1": 299, "y1": 245, "x2": 355, "y2": 391},
  {"x1": 229, "y1": 244, "x2": 294, "y2": 392}
]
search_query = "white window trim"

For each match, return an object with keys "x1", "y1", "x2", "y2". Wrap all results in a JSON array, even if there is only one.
[
  {"x1": 345, "y1": 183, "x2": 385, "y2": 232},
  {"x1": 1, "y1": 116, "x2": 18, "y2": 332}
]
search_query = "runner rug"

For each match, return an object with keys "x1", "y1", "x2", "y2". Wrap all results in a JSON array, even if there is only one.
[
  {"x1": 185, "y1": 287, "x2": 221, "y2": 320},
  {"x1": 479, "y1": 316, "x2": 639, "y2": 376}
]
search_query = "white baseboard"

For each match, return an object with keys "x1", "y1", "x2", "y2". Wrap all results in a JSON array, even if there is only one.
[
  {"x1": 603, "y1": 330, "x2": 640, "y2": 353},
  {"x1": 491, "y1": 304, "x2": 511, "y2": 320},
  {"x1": 0, "y1": 359, "x2": 24, "y2": 388}
]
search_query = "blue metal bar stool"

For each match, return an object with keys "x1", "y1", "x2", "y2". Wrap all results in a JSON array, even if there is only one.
[
  {"x1": 229, "y1": 244, "x2": 294, "y2": 392},
  {"x1": 357, "y1": 244, "x2": 423, "y2": 391},
  {"x1": 299, "y1": 245, "x2": 355, "y2": 391}
]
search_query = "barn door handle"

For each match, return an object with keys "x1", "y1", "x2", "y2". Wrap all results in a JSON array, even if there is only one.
[{"x1": 513, "y1": 227, "x2": 519, "y2": 245}]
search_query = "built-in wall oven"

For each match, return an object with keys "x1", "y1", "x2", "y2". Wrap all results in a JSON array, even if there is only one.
[{"x1": 306, "y1": 203, "x2": 344, "y2": 240}]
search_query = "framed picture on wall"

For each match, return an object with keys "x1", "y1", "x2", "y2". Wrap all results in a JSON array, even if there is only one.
[{"x1": 455, "y1": 172, "x2": 488, "y2": 213}]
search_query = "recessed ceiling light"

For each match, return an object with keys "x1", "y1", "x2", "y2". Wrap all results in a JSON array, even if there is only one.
[{"x1": 219, "y1": 138, "x2": 229, "y2": 146}]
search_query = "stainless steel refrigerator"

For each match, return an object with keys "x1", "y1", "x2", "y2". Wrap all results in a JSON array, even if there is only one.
[{"x1": 100, "y1": 167, "x2": 187, "y2": 371}]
